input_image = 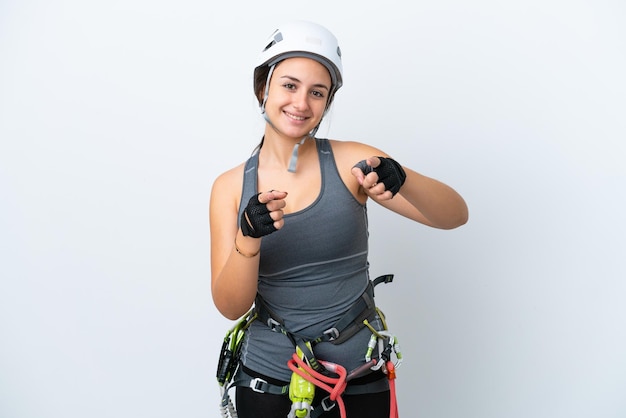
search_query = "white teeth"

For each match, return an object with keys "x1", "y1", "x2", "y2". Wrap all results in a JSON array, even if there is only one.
[{"x1": 286, "y1": 112, "x2": 305, "y2": 121}]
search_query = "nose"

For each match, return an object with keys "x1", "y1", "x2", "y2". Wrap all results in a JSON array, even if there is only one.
[{"x1": 292, "y1": 91, "x2": 309, "y2": 111}]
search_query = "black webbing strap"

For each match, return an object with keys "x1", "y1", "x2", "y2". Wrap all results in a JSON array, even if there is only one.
[
  {"x1": 222, "y1": 367, "x2": 288, "y2": 407},
  {"x1": 321, "y1": 282, "x2": 376, "y2": 345},
  {"x1": 224, "y1": 365, "x2": 389, "y2": 412},
  {"x1": 254, "y1": 274, "x2": 394, "y2": 346},
  {"x1": 371, "y1": 274, "x2": 394, "y2": 294},
  {"x1": 253, "y1": 293, "x2": 329, "y2": 374}
]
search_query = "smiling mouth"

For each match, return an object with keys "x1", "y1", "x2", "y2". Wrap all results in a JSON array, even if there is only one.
[{"x1": 284, "y1": 111, "x2": 307, "y2": 121}]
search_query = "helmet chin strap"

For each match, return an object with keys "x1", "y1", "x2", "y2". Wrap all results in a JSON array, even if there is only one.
[
  {"x1": 287, "y1": 136, "x2": 307, "y2": 173},
  {"x1": 260, "y1": 64, "x2": 321, "y2": 173},
  {"x1": 261, "y1": 118, "x2": 319, "y2": 173},
  {"x1": 287, "y1": 124, "x2": 319, "y2": 173}
]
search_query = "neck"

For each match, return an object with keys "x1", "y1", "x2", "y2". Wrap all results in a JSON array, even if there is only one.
[{"x1": 260, "y1": 130, "x2": 313, "y2": 172}]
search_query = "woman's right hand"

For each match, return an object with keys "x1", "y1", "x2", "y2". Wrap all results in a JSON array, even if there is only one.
[{"x1": 240, "y1": 190, "x2": 288, "y2": 237}]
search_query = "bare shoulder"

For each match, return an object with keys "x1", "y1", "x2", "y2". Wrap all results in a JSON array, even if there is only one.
[
  {"x1": 325, "y1": 139, "x2": 390, "y2": 202},
  {"x1": 212, "y1": 162, "x2": 245, "y2": 191},
  {"x1": 210, "y1": 162, "x2": 245, "y2": 212}
]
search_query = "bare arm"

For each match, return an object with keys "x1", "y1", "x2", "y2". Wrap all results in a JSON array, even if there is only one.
[
  {"x1": 376, "y1": 165, "x2": 469, "y2": 229},
  {"x1": 209, "y1": 168, "x2": 287, "y2": 319},
  {"x1": 335, "y1": 141, "x2": 468, "y2": 229}
]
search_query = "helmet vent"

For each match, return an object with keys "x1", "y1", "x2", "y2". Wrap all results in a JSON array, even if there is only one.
[
  {"x1": 262, "y1": 41, "x2": 273, "y2": 52},
  {"x1": 262, "y1": 32, "x2": 283, "y2": 52}
]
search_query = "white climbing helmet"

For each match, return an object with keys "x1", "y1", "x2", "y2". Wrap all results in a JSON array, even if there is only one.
[{"x1": 253, "y1": 20, "x2": 344, "y2": 93}]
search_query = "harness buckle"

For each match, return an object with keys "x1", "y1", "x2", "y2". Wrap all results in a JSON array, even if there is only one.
[
  {"x1": 321, "y1": 396, "x2": 336, "y2": 412},
  {"x1": 323, "y1": 327, "x2": 340, "y2": 341},
  {"x1": 250, "y1": 377, "x2": 268, "y2": 393},
  {"x1": 266, "y1": 317, "x2": 281, "y2": 332}
]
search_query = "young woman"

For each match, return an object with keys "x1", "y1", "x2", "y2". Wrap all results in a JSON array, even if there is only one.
[{"x1": 210, "y1": 20, "x2": 468, "y2": 418}]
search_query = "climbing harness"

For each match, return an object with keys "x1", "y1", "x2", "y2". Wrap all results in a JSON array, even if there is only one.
[{"x1": 216, "y1": 274, "x2": 402, "y2": 418}]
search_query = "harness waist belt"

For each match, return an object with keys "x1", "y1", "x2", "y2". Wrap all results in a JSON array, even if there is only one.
[{"x1": 254, "y1": 280, "x2": 377, "y2": 346}]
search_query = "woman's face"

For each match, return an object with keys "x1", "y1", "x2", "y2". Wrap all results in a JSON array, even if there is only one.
[{"x1": 264, "y1": 57, "x2": 332, "y2": 140}]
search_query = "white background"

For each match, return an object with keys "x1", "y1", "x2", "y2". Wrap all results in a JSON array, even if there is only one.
[{"x1": 1, "y1": 1, "x2": 625, "y2": 417}]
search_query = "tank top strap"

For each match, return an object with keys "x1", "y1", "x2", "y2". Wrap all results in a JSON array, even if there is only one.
[
  {"x1": 315, "y1": 137, "x2": 332, "y2": 164},
  {"x1": 315, "y1": 137, "x2": 343, "y2": 192},
  {"x1": 239, "y1": 152, "x2": 259, "y2": 221}
]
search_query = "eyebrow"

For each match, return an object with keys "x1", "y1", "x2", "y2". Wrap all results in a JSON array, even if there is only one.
[{"x1": 279, "y1": 75, "x2": 330, "y2": 91}]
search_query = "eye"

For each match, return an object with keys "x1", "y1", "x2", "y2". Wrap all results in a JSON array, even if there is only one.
[
  {"x1": 311, "y1": 90, "x2": 325, "y2": 99},
  {"x1": 282, "y1": 82, "x2": 296, "y2": 90}
]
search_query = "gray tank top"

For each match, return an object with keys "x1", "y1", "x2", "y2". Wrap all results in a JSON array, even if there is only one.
[{"x1": 237, "y1": 138, "x2": 384, "y2": 382}]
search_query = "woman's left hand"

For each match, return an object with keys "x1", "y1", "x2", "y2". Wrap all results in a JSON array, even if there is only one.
[{"x1": 351, "y1": 156, "x2": 406, "y2": 201}]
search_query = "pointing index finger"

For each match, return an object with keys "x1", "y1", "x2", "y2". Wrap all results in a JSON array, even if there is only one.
[
  {"x1": 368, "y1": 156, "x2": 382, "y2": 168},
  {"x1": 259, "y1": 190, "x2": 288, "y2": 204}
]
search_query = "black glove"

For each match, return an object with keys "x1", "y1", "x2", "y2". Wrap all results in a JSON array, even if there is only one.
[
  {"x1": 353, "y1": 157, "x2": 406, "y2": 196},
  {"x1": 240, "y1": 193, "x2": 277, "y2": 238}
]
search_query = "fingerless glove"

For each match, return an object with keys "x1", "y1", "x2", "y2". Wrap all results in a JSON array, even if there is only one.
[
  {"x1": 353, "y1": 157, "x2": 406, "y2": 196},
  {"x1": 240, "y1": 194, "x2": 277, "y2": 238}
]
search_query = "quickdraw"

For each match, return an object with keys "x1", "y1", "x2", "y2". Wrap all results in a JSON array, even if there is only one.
[{"x1": 217, "y1": 309, "x2": 256, "y2": 418}]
